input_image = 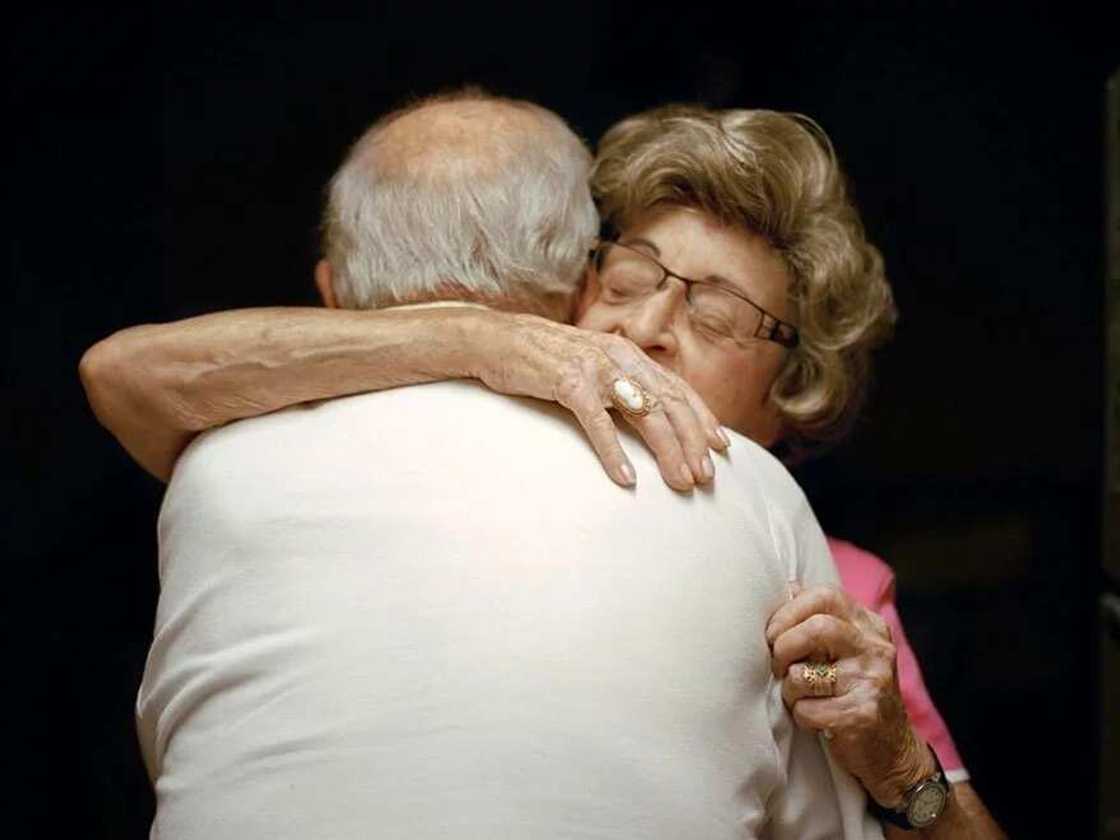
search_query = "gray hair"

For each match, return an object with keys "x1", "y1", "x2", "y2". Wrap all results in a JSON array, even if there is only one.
[{"x1": 322, "y1": 91, "x2": 598, "y2": 318}]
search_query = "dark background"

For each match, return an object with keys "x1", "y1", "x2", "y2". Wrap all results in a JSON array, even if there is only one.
[{"x1": 12, "y1": 2, "x2": 1117, "y2": 837}]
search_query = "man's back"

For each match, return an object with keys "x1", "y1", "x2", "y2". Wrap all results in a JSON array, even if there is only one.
[{"x1": 139, "y1": 381, "x2": 879, "y2": 839}]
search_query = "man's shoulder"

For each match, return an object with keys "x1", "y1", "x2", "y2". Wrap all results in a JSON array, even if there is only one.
[
  {"x1": 170, "y1": 381, "x2": 610, "y2": 493},
  {"x1": 183, "y1": 382, "x2": 565, "y2": 453},
  {"x1": 717, "y1": 430, "x2": 809, "y2": 517}
]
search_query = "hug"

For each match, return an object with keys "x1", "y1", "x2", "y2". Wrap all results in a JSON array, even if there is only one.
[{"x1": 81, "y1": 89, "x2": 1005, "y2": 838}]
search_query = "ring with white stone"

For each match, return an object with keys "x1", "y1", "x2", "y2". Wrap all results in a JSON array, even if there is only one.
[{"x1": 610, "y1": 376, "x2": 656, "y2": 417}]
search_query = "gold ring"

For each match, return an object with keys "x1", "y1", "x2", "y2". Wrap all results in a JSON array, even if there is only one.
[
  {"x1": 803, "y1": 661, "x2": 838, "y2": 697},
  {"x1": 610, "y1": 377, "x2": 656, "y2": 417}
]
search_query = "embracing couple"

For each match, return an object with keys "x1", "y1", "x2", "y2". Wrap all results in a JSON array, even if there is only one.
[{"x1": 82, "y1": 90, "x2": 1003, "y2": 838}]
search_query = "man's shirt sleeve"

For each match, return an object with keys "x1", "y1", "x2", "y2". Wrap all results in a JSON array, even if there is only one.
[{"x1": 762, "y1": 493, "x2": 885, "y2": 840}]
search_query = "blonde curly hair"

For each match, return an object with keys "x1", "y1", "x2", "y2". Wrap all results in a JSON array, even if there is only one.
[{"x1": 591, "y1": 105, "x2": 897, "y2": 458}]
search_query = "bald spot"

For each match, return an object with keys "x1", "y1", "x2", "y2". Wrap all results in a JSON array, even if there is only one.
[{"x1": 359, "y1": 99, "x2": 553, "y2": 181}]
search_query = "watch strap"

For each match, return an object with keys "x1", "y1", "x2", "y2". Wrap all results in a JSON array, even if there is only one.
[{"x1": 868, "y1": 744, "x2": 949, "y2": 830}]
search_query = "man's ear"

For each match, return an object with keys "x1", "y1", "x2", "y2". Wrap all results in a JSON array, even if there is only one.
[
  {"x1": 315, "y1": 259, "x2": 338, "y2": 309},
  {"x1": 573, "y1": 265, "x2": 598, "y2": 321}
]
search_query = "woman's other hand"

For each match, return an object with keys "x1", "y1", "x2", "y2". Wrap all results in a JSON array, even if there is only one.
[
  {"x1": 468, "y1": 310, "x2": 729, "y2": 491},
  {"x1": 765, "y1": 583, "x2": 935, "y2": 809}
]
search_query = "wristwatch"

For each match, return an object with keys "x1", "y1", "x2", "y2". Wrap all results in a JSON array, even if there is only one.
[{"x1": 869, "y1": 745, "x2": 951, "y2": 830}]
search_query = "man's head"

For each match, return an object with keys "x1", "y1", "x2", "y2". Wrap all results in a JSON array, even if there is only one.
[{"x1": 318, "y1": 90, "x2": 597, "y2": 321}]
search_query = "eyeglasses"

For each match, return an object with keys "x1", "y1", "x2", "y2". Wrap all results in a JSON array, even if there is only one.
[{"x1": 589, "y1": 241, "x2": 799, "y2": 349}]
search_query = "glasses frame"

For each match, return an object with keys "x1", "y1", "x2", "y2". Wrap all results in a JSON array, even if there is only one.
[{"x1": 589, "y1": 241, "x2": 799, "y2": 349}]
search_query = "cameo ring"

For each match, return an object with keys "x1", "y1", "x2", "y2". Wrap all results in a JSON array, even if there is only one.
[
  {"x1": 610, "y1": 377, "x2": 657, "y2": 417},
  {"x1": 803, "y1": 661, "x2": 839, "y2": 697}
]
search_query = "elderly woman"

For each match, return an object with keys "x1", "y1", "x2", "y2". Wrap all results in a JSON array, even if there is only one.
[{"x1": 82, "y1": 104, "x2": 1003, "y2": 837}]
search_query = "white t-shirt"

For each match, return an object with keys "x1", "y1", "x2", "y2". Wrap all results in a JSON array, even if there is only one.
[{"x1": 138, "y1": 381, "x2": 882, "y2": 840}]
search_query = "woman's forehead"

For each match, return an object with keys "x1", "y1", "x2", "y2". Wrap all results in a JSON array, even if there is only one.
[{"x1": 619, "y1": 206, "x2": 791, "y2": 303}]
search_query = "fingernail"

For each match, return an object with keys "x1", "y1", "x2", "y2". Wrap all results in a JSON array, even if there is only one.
[
  {"x1": 786, "y1": 580, "x2": 801, "y2": 600},
  {"x1": 619, "y1": 462, "x2": 636, "y2": 486},
  {"x1": 718, "y1": 427, "x2": 732, "y2": 448},
  {"x1": 679, "y1": 463, "x2": 695, "y2": 486},
  {"x1": 700, "y1": 454, "x2": 714, "y2": 482}
]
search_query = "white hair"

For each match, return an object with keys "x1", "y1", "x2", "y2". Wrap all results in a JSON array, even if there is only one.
[{"x1": 322, "y1": 92, "x2": 598, "y2": 318}]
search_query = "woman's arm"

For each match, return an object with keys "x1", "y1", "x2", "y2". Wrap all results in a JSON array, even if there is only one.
[
  {"x1": 767, "y1": 585, "x2": 1006, "y2": 839},
  {"x1": 79, "y1": 305, "x2": 726, "y2": 486},
  {"x1": 884, "y1": 781, "x2": 1005, "y2": 839},
  {"x1": 80, "y1": 306, "x2": 479, "y2": 481}
]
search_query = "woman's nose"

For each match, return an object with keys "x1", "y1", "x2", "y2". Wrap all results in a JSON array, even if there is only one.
[{"x1": 619, "y1": 284, "x2": 684, "y2": 355}]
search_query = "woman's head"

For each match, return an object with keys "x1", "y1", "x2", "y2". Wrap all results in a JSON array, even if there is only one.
[{"x1": 578, "y1": 105, "x2": 897, "y2": 458}]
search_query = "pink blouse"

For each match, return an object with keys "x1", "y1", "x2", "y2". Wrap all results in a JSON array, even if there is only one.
[{"x1": 827, "y1": 537, "x2": 969, "y2": 782}]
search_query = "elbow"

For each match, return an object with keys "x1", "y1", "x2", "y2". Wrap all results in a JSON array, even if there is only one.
[
  {"x1": 80, "y1": 325, "x2": 169, "y2": 430},
  {"x1": 80, "y1": 325, "x2": 207, "y2": 436},
  {"x1": 79, "y1": 334, "x2": 125, "y2": 427}
]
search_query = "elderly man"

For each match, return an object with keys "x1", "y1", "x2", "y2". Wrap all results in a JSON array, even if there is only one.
[{"x1": 87, "y1": 91, "x2": 882, "y2": 838}]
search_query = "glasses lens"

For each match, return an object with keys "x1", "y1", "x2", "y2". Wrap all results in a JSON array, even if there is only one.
[
  {"x1": 687, "y1": 284, "x2": 763, "y2": 342},
  {"x1": 596, "y1": 243, "x2": 794, "y2": 347},
  {"x1": 598, "y1": 245, "x2": 662, "y2": 301}
]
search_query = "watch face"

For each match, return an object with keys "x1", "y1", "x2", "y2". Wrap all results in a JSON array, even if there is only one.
[{"x1": 907, "y1": 780, "x2": 949, "y2": 828}]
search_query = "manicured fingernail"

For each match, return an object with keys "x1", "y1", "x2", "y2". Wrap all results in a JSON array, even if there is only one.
[
  {"x1": 700, "y1": 454, "x2": 714, "y2": 482},
  {"x1": 718, "y1": 427, "x2": 731, "y2": 448},
  {"x1": 679, "y1": 463, "x2": 695, "y2": 486},
  {"x1": 619, "y1": 462, "x2": 636, "y2": 486}
]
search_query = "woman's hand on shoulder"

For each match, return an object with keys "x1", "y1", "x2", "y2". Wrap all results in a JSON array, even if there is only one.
[
  {"x1": 464, "y1": 310, "x2": 728, "y2": 491},
  {"x1": 765, "y1": 583, "x2": 933, "y2": 809}
]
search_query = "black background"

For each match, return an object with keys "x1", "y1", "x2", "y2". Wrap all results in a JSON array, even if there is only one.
[{"x1": 13, "y1": 2, "x2": 1117, "y2": 837}]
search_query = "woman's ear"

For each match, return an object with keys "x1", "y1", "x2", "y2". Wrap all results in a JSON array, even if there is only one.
[{"x1": 315, "y1": 259, "x2": 338, "y2": 309}]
